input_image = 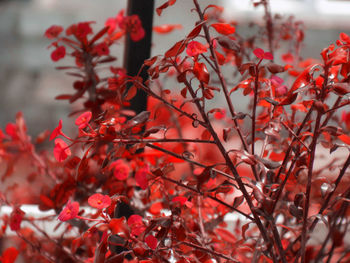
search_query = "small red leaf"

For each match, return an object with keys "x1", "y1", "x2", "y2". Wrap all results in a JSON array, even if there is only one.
[
  {"x1": 211, "y1": 23, "x2": 235, "y2": 35},
  {"x1": 172, "y1": 196, "x2": 188, "y2": 205},
  {"x1": 216, "y1": 228, "x2": 236, "y2": 243},
  {"x1": 193, "y1": 62, "x2": 210, "y2": 84},
  {"x1": 145, "y1": 235, "x2": 158, "y2": 250},
  {"x1": 124, "y1": 86, "x2": 138, "y2": 101},
  {"x1": 338, "y1": 134, "x2": 350, "y2": 145},
  {"x1": 165, "y1": 40, "x2": 186, "y2": 57},
  {"x1": 186, "y1": 41, "x2": 207, "y2": 57},
  {"x1": 290, "y1": 64, "x2": 319, "y2": 93},
  {"x1": 55, "y1": 94, "x2": 73, "y2": 100},
  {"x1": 94, "y1": 233, "x2": 108, "y2": 263},
  {"x1": 279, "y1": 93, "x2": 298, "y2": 106},
  {"x1": 2, "y1": 247, "x2": 19, "y2": 263},
  {"x1": 156, "y1": 0, "x2": 177, "y2": 16},
  {"x1": 187, "y1": 23, "x2": 203, "y2": 39},
  {"x1": 153, "y1": 24, "x2": 182, "y2": 34},
  {"x1": 264, "y1": 52, "x2": 274, "y2": 60},
  {"x1": 89, "y1": 26, "x2": 109, "y2": 45},
  {"x1": 135, "y1": 166, "x2": 149, "y2": 189},
  {"x1": 253, "y1": 48, "x2": 264, "y2": 59},
  {"x1": 109, "y1": 217, "x2": 129, "y2": 237}
]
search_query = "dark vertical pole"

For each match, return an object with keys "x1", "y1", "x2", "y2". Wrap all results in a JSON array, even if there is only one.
[
  {"x1": 114, "y1": 0, "x2": 154, "y2": 221},
  {"x1": 124, "y1": 0, "x2": 155, "y2": 114},
  {"x1": 113, "y1": 3, "x2": 155, "y2": 253}
]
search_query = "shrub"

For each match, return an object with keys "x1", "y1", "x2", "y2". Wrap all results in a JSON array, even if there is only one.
[{"x1": 1, "y1": 1, "x2": 350, "y2": 262}]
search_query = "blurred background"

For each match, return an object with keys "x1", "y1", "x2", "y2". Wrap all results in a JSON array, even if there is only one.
[{"x1": 0, "y1": 0, "x2": 349, "y2": 136}]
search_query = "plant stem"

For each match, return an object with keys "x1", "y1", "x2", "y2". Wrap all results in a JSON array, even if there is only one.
[
  {"x1": 181, "y1": 241, "x2": 240, "y2": 262},
  {"x1": 160, "y1": 173, "x2": 254, "y2": 220}
]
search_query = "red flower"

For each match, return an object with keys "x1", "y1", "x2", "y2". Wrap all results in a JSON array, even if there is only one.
[
  {"x1": 105, "y1": 10, "x2": 125, "y2": 35},
  {"x1": 88, "y1": 193, "x2": 111, "y2": 209},
  {"x1": 9, "y1": 207, "x2": 25, "y2": 231},
  {"x1": 93, "y1": 42, "x2": 110, "y2": 56},
  {"x1": 58, "y1": 200, "x2": 79, "y2": 221},
  {"x1": 76, "y1": 22, "x2": 93, "y2": 40},
  {"x1": 110, "y1": 159, "x2": 130, "y2": 180},
  {"x1": 120, "y1": 15, "x2": 145, "y2": 42},
  {"x1": 51, "y1": 46, "x2": 66, "y2": 62},
  {"x1": 130, "y1": 26, "x2": 145, "y2": 42},
  {"x1": 53, "y1": 138, "x2": 71, "y2": 162},
  {"x1": 253, "y1": 48, "x2": 273, "y2": 60},
  {"x1": 75, "y1": 112, "x2": 92, "y2": 129},
  {"x1": 50, "y1": 120, "x2": 63, "y2": 140},
  {"x1": 44, "y1": 25, "x2": 63, "y2": 39},
  {"x1": 186, "y1": 41, "x2": 207, "y2": 57}
]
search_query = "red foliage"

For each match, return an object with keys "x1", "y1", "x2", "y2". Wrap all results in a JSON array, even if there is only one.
[{"x1": 1, "y1": 1, "x2": 350, "y2": 263}]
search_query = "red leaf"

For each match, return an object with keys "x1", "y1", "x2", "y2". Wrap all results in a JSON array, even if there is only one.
[
  {"x1": 215, "y1": 50, "x2": 225, "y2": 65},
  {"x1": 279, "y1": 92, "x2": 298, "y2": 106},
  {"x1": 40, "y1": 194, "x2": 55, "y2": 209},
  {"x1": 203, "y1": 89, "x2": 214, "y2": 100},
  {"x1": 135, "y1": 166, "x2": 149, "y2": 189},
  {"x1": 242, "y1": 223, "x2": 250, "y2": 240},
  {"x1": 180, "y1": 87, "x2": 187, "y2": 98},
  {"x1": 187, "y1": 23, "x2": 203, "y2": 39},
  {"x1": 156, "y1": 0, "x2": 176, "y2": 16},
  {"x1": 10, "y1": 206, "x2": 25, "y2": 231},
  {"x1": 144, "y1": 56, "x2": 158, "y2": 66},
  {"x1": 269, "y1": 151, "x2": 285, "y2": 162},
  {"x1": 165, "y1": 40, "x2": 186, "y2": 57},
  {"x1": 186, "y1": 41, "x2": 207, "y2": 57},
  {"x1": 332, "y1": 83, "x2": 350, "y2": 95},
  {"x1": 109, "y1": 217, "x2": 129, "y2": 237},
  {"x1": 2, "y1": 247, "x2": 19, "y2": 263},
  {"x1": 55, "y1": 94, "x2": 72, "y2": 100},
  {"x1": 127, "y1": 215, "x2": 143, "y2": 226},
  {"x1": 290, "y1": 64, "x2": 319, "y2": 93},
  {"x1": 89, "y1": 26, "x2": 109, "y2": 45},
  {"x1": 127, "y1": 215, "x2": 145, "y2": 236},
  {"x1": 264, "y1": 52, "x2": 273, "y2": 60},
  {"x1": 211, "y1": 23, "x2": 235, "y2": 35},
  {"x1": 145, "y1": 235, "x2": 158, "y2": 250},
  {"x1": 153, "y1": 24, "x2": 182, "y2": 34},
  {"x1": 94, "y1": 233, "x2": 108, "y2": 263},
  {"x1": 193, "y1": 62, "x2": 210, "y2": 84},
  {"x1": 253, "y1": 48, "x2": 264, "y2": 59},
  {"x1": 266, "y1": 63, "x2": 285, "y2": 74},
  {"x1": 149, "y1": 202, "x2": 163, "y2": 215},
  {"x1": 204, "y1": 5, "x2": 224, "y2": 13},
  {"x1": 201, "y1": 129, "x2": 212, "y2": 140},
  {"x1": 215, "y1": 228, "x2": 236, "y2": 243},
  {"x1": 340, "y1": 32, "x2": 350, "y2": 44},
  {"x1": 124, "y1": 85, "x2": 138, "y2": 100},
  {"x1": 338, "y1": 134, "x2": 350, "y2": 145},
  {"x1": 172, "y1": 196, "x2": 188, "y2": 205}
]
